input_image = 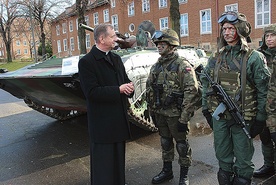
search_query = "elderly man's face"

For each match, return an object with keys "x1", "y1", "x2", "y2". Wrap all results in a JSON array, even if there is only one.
[
  {"x1": 265, "y1": 32, "x2": 276, "y2": 49},
  {"x1": 101, "y1": 27, "x2": 118, "y2": 50}
]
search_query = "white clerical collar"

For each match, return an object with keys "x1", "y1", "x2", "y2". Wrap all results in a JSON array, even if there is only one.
[{"x1": 96, "y1": 45, "x2": 109, "y2": 55}]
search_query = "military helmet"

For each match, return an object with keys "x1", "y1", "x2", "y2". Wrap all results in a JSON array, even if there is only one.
[
  {"x1": 218, "y1": 11, "x2": 251, "y2": 39},
  {"x1": 218, "y1": 11, "x2": 251, "y2": 48},
  {"x1": 152, "y1": 29, "x2": 180, "y2": 46},
  {"x1": 264, "y1": 24, "x2": 276, "y2": 34}
]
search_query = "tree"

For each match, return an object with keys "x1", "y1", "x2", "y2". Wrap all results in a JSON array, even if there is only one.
[
  {"x1": 170, "y1": 0, "x2": 181, "y2": 45},
  {"x1": 0, "y1": 0, "x2": 22, "y2": 62},
  {"x1": 18, "y1": 0, "x2": 71, "y2": 58},
  {"x1": 76, "y1": 0, "x2": 88, "y2": 55}
]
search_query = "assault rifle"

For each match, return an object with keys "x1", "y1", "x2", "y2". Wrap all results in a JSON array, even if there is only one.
[{"x1": 195, "y1": 64, "x2": 251, "y2": 139}]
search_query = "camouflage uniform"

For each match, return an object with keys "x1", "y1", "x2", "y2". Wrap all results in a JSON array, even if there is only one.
[
  {"x1": 201, "y1": 12, "x2": 270, "y2": 184},
  {"x1": 254, "y1": 24, "x2": 276, "y2": 177},
  {"x1": 146, "y1": 28, "x2": 199, "y2": 185}
]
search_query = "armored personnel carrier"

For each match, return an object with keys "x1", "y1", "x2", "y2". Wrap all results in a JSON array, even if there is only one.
[{"x1": 0, "y1": 21, "x2": 158, "y2": 132}]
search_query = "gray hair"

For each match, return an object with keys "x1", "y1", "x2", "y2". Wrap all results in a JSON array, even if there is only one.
[{"x1": 94, "y1": 23, "x2": 114, "y2": 43}]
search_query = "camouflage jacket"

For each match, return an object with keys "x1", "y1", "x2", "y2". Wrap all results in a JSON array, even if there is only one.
[
  {"x1": 261, "y1": 48, "x2": 276, "y2": 125},
  {"x1": 202, "y1": 44, "x2": 270, "y2": 122},
  {"x1": 146, "y1": 52, "x2": 199, "y2": 123}
]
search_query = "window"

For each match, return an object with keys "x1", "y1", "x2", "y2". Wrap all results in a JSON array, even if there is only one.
[
  {"x1": 24, "y1": 49, "x2": 28, "y2": 54},
  {"x1": 180, "y1": 13, "x2": 188, "y2": 36},
  {"x1": 111, "y1": 0, "x2": 115, "y2": 8},
  {"x1": 142, "y1": 0, "x2": 150, "y2": 12},
  {"x1": 159, "y1": 17, "x2": 168, "y2": 30},
  {"x1": 17, "y1": 49, "x2": 21, "y2": 55},
  {"x1": 62, "y1": 23, "x2": 67, "y2": 34},
  {"x1": 63, "y1": 39, "x2": 67, "y2": 51},
  {"x1": 86, "y1": 34, "x2": 91, "y2": 48},
  {"x1": 225, "y1": 3, "x2": 238, "y2": 12},
  {"x1": 128, "y1": 1, "x2": 135, "y2": 16},
  {"x1": 129, "y1": 23, "x2": 135, "y2": 32},
  {"x1": 200, "y1": 9, "x2": 212, "y2": 34},
  {"x1": 94, "y1": 12, "x2": 99, "y2": 25},
  {"x1": 111, "y1": 15, "x2": 119, "y2": 31},
  {"x1": 23, "y1": 40, "x2": 27, "y2": 46},
  {"x1": 56, "y1": 25, "x2": 60, "y2": 35},
  {"x1": 103, "y1": 9, "x2": 109, "y2": 22},
  {"x1": 85, "y1": 16, "x2": 89, "y2": 26},
  {"x1": 255, "y1": 0, "x2": 270, "y2": 27},
  {"x1": 159, "y1": 0, "x2": 167, "y2": 9},
  {"x1": 77, "y1": 36, "x2": 80, "y2": 50},
  {"x1": 179, "y1": 0, "x2": 187, "y2": 4},
  {"x1": 69, "y1": 21, "x2": 73, "y2": 32},
  {"x1": 70, "y1": 37, "x2": 75, "y2": 51},
  {"x1": 57, "y1": 40, "x2": 61, "y2": 53},
  {"x1": 76, "y1": 19, "x2": 78, "y2": 30},
  {"x1": 16, "y1": 40, "x2": 20, "y2": 46}
]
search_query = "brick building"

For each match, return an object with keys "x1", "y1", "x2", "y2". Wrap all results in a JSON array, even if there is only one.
[{"x1": 51, "y1": 0, "x2": 276, "y2": 58}]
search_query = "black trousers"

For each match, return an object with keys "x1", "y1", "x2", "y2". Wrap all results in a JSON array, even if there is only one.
[{"x1": 90, "y1": 141, "x2": 126, "y2": 185}]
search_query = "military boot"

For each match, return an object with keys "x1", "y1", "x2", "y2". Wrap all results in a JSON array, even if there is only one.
[
  {"x1": 232, "y1": 176, "x2": 251, "y2": 185},
  {"x1": 152, "y1": 162, "x2": 174, "y2": 184},
  {"x1": 217, "y1": 168, "x2": 233, "y2": 185},
  {"x1": 253, "y1": 165, "x2": 275, "y2": 178},
  {"x1": 179, "y1": 166, "x2": 189, "y2": 185}
]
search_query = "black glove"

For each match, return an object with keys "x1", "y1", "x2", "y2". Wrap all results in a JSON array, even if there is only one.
[
  {"x1": 250, "y1": 120, "x2": 266, "y2": 138},
  {"x1": 202, "y1": 109, "x2": 213, "y2": 129},
  {"x1": 177, "y1": 122, "x2": 189, "y2": 132},
  {"x1": 259, "y1": 127, "x2": 271, "y2": 145}
]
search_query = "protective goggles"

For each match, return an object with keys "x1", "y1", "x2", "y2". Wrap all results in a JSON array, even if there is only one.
[
  {"x1": 218, "y1": 11, "x2": 239, "y2": 24},
  {"x1": 152, "y1": 30, "x2": 178, "y2": 41}
]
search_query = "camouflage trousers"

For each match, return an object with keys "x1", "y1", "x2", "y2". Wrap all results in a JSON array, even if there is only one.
[
  {"x1": 266, "y1": 113, "x2": 276, "y2": 133},
  {"x1": 154, "y1": 113, "x2": 192, "y2": 167}
]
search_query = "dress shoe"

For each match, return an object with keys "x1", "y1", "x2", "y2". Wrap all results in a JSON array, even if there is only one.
[
  {"x1": 152, "y1": 169, "x2": 174, "y2": 184},
  {"x1": 253, "y1": 165, "x2": 275, "y2": 178}
]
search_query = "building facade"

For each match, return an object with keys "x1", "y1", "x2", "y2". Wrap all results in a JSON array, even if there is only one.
[{"x1": 51, "y1": 0, "x2": 276, "y2": 58}]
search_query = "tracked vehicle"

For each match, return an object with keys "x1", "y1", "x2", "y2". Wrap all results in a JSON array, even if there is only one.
[{"x1": 0, "y1": 21, "x2": 158, "y2": 132}]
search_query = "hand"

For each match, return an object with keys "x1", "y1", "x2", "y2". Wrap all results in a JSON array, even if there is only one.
[
  {"x1": 202, "y1": 109, "x2": 213, "y2": 129},
  {"x1": 250, "y1": 120, "x2": 266, "y2": 138},
  {"x1": 120, "y1": 82, "x2": 134, "y2": 95},
  {"x1": 177, "y1": 122, "x2": 189, "y2": 132}
]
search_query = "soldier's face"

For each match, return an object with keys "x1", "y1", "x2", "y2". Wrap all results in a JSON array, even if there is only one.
[
  {"x1": 156, "y1": 42, "x2": 172, "y2": 56},
  {"x1": 222, "y1": 23, "x2": 239, "y2": 46},
  {"x1": 265, "y1": 33, "x2": 276, "y2": 49}
]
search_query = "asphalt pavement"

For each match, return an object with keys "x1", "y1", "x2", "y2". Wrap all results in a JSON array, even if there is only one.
[{"x1": 0, "y1": 89, "x2": 275, "y2": 185}]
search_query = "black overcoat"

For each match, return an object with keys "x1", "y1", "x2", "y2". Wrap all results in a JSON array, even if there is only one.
[{"x1": 78, "y1": 45, "x2": 133, "y2": 143}]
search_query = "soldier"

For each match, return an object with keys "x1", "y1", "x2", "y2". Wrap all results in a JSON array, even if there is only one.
[
  {"x1": 201, "y1": 11, "x2": 270, "y2": 184},
  {"x1": 253, "y1": 23, "x2": 276, "y2": 178},
  {"x1": 146, "y1": 28, "x2": 199, "y2": 185}
]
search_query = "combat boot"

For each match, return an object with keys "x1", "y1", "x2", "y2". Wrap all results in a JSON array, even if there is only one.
[
  {"x1": 152, "y1": 162, "x2": 174, "y2": 184},
  {"x1": 232, "y1": 176, "x2": 251, "y2": 185},
  {"x1": 217, "y1": 168, "x2": 233, "y2": 185},
  {"x1": 179, "y1": 166, "x2": 189, "y2": 185},
  {"x1": 253, "y1": 165, "x2": 275, "y2": 178}
]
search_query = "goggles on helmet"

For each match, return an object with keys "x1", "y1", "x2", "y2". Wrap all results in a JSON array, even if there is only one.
[
  {"x1": 218, "y1": 11, "x2": 239, "y2": 24},
  {"x1": 152, "y1": 30, "x2": 178, "y2": 42}
]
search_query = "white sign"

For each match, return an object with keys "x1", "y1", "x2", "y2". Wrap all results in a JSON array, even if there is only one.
[{"x1": 61, "y1": 56, "x2": 80, "y2": 75}]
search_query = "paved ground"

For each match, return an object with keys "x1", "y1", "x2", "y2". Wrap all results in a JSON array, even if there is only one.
[{"x1": 0, "y1": 89, "x2": 276, "y2": 185}]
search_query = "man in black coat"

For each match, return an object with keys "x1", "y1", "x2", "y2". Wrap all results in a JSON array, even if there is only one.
[{"x1": 78, "y1": 23, "x2": 134, "y2": 185}]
